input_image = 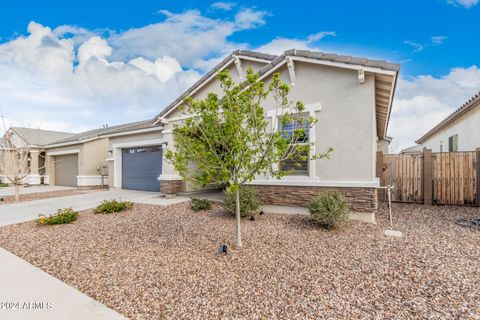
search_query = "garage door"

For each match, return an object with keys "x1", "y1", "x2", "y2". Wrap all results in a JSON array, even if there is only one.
[
  {"x1": 54, "y1": 154, "x2": 78, "y2": 187},
  {"x1": 122, "y1": 146, "x2": 162, "y2": 192}
]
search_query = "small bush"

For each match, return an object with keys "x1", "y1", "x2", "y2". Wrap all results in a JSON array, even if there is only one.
[
  {"x1": 94, "y1": 199, "x2": 133, "y2": 214},
  {"x1": 224, "y1": 186, "x2": 260, "y2": 218},
  {"x1": 191, "y1": 198, "x2": 212, "y2": 212},
  {"x1": 309, "y1": 192, "x2": 350, "y2": 229},
  {"x1": 37, "y1": 208, "x2": 78, "y2": 225}
]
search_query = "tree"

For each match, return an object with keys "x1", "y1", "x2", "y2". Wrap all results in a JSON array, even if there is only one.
[
  {"x1": 0, "y1": 118, "x2": 46, "y2": 201},
  {"x1": 166, "y1": 69, "x2": 332, "y2": 247}
]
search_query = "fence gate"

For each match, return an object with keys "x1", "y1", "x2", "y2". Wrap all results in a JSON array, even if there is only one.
[
  {"x1": 383, "y1": 154, "x2": 423, "y2": 203},
  {"x1": 432, "y1": 152, "x2": 477, "y2": 205}
]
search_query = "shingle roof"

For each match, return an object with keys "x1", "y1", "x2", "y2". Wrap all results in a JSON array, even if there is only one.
[
  {"x1": 155, "y1": 50, "x2": 277, "y2": 119},
  {"x1": 11, "y1": 127, "x2": 75, "y2": 146},
  {"x1": 154, "y1": 49, "x2": 400, "y2": 121},
  {"x1": 400, "y1": 145, "x2": 422, "y2": 154},
  {"x1": 416, "y1": 91, "x2": 480, "y2": 144},
  {"x1": 49, "y1": 119, "x2": 157, "y2": 145}
]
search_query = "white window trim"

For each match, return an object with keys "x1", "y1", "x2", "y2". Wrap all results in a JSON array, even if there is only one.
[
  {"x1": 111, "y1": 138, "x2": 165, "y2": 189},
  {"x1": 266, "y1": 103, "x2": 322, "y2": 180}
]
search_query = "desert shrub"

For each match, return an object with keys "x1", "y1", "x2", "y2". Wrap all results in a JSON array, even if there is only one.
[
  {"x1": 191, "y1": 198, "x2": 212, "y2": 212},
  {"x1": 224, "y1": 186, "x2": 260, "y2": 218},
  {"x1": 94, "y1": 199, "x2": 133, "y2": 214},
  {"x1": 309, "y1": 192, "x2": 350, "y2": 229},
  {"x1": 37, "y1": 208, "x2": 78, "y2": 225}
]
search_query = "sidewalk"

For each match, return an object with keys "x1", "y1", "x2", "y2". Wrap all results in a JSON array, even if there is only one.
[{"x1": 0, "y1": 248, "x2": 127, "y2": 320}]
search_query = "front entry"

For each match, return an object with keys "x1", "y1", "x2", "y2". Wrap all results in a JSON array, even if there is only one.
[{"x1": 122, "y1": 146, "x2": 162, "y2": 192}]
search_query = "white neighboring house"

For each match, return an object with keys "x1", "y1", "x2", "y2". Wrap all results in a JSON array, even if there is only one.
[
  {"x1": 416, "y1": 92, "x2": 480, "y2": 152},
  {"x1": 0, "y1": 127, "x2": 75, "y2": 185}
]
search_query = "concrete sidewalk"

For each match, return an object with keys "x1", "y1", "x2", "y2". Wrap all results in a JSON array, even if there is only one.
[
  {"x1": 0, "y1": 189, "x2": 189, "y2": 227},
  {"x1": 0, "y1": 248, "x2": 126, "y2": 320},
  {"x1": 0, "y1": 185, "x2": 74, "y2": 197}
]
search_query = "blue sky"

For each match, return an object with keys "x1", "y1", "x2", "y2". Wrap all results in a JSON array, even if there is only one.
[{"x1": 0, "y1": 0, "x2": 479, "y2": 150}]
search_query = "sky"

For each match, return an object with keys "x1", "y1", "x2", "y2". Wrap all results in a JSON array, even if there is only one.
[{"x1": 0, "y1": 0, "x2": 479, "y2": 151}]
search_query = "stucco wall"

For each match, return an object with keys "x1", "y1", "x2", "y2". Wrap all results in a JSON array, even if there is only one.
[
  {"x1": 82, "y1": 138, "x2": 109, "y2": 175},
  {"x1": 163, "y1": 60, "x2": 378, "y2": 186},
  {"x1": 421, "y1": 104, "x2": 480, "y2": 152}
]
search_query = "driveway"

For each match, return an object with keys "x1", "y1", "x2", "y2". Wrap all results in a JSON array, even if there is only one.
[{"x1": 0, "y1": 189, "x2": 189, "y2": 227}]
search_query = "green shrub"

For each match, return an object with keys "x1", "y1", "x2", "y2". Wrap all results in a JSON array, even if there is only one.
[
  {"x1": 224, "y1": 186, "x2": 260, "y2": 218},
  {"x1": 94, "y1": 199, "x2": 133, "y2": 214},
  {"x1": 190, "y1": 198, "x2": 212, "y2": 212},
  {"x1": 0, "y1": 182, "x2": 8, "y2": 188},
  {"x1": 309, "y1": 192, "x2": 350, "y2": 229},
  {"x1": 37, "y1": 208, "x2": 78, "y2": 225}
]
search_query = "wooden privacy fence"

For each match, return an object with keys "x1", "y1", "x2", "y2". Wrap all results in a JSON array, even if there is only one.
[{"x1": 378, "y1": 149, "x2": 480, "y2": 206}]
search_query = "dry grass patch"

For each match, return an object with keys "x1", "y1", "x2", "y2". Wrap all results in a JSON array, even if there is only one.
[{"x1": 0, "y1": 202, "x2": 479, "y2": 319}]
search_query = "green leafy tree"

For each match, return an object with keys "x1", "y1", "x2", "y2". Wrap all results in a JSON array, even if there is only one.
[{"x1": 166, "y1": 69, "x2": 332, "y2": 247}]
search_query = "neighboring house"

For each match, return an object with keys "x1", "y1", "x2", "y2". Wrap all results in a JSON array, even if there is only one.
[
  {"x1": 1, "y1": 127, "x2": 75, "y2": 185},
  {"x1": 416, "y1": 91, "x2": 480, "y2": 152},
  {"x1": 103, "y1": 49, "x2": 399, "y2": 221},
  {"x1": 400, "y1": 145, "x2": 422, "y2": 154},
  {"x1": 377, "y1": 136, "x2": 392, "y2": 154}
]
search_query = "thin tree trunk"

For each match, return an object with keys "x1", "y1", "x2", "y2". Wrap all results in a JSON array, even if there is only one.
[
  {"x1": 15, "y1": 183, "x2": 20, "y2": 201},
  {"x1": 235, "y1": 188, "x2": 242, "y2": 248}
]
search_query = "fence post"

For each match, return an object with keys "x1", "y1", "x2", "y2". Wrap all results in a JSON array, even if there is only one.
[
  {"x1": 376, "y1": 151, "x2": 385, "y2": 200},
  {"x1": 423, "y1": 148, "x2": 433, "y2": 205},
  {"x1": 476, "y1": 148, "x2": 480, "y2": 206},
  {"x1": 376, "y1": 151, "x2": 384, "y2": 183}
]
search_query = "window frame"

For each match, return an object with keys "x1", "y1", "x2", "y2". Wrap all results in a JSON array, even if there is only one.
[{"x1": 266, "y1": 103, "x2": 322, "y2": 180}]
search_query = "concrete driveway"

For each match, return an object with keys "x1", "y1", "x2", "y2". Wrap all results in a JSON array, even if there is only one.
[{"x1": 0, "y1": 189, "x2": 189, "y2": 227}]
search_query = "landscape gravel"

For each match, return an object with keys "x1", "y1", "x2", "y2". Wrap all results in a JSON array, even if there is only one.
[{"x1": 0, "y1": 202, "x2": 479, "y2": 319}]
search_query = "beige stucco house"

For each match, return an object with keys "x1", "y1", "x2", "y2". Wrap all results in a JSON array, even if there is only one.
[
  {"x1": 0, "y1": 127, "x2": 75, "y2": 185},
  {"x1": 103, "y1": 49, "x2": 400, "y2": 221},
  {"x1": 416, "y1": 91, "x2": 480, "y2": 152}
]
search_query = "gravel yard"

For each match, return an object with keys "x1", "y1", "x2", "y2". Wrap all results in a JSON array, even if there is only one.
[{"x1": 0, "y1": 202, "x2": 479, "y2": 319}]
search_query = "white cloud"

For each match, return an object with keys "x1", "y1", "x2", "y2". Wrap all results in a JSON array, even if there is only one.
[
  {"x1": 211, "y1": 2, "x2": 236, "y2": 11},
  {"x1": 403, "y1": 40, "x2": 425, "y2": 52},
  {"x1": 256, "y1": 31, "x2": 335, "y2": 55},
  {"x1": 431, "y1": 36, "x2": 448, "y2": 45},
  {"x1": 109, "y1": 9, "x2": 267, "y2": 71},
  {"x1": 0, "y1": 7, "x2": 268, "y2": 132},
  {"x1": 389, "y1": 66, "x2": 480, "y2": 151},
  {"x1": 234, "y1": 8, "x2": 268, "y2": 30},
  {"x1": 447, "y1": 0, "x2": 479, "y2": 8}
]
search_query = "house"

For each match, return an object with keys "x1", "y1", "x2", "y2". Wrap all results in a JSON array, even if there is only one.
[
  {"x1": 400, "y1": 145, "x2": 422, "y2": 154},
  {"x1": 44, "y1": 121, "x2": 156, "y2": 187},
  {"x1": 377, "y1": 136, "x2": 393, "y2": 154},
  {"x1": 105, "y1": 49, "x2": 399, "y2": 221},
  {"x1": 0, "y1": 127, "x2": 75, "y2": 185},
  {"x1": 416, "y1": 91, "x2": 480, "y2": 152}
]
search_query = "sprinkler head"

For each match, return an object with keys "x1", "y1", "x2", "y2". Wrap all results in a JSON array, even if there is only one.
[
  {"x1": 259, "y1": 210, "x2": 264, "y2": 215},
  {"x1": 249, "y1": 216, "x2": 255, "y2": 221}
]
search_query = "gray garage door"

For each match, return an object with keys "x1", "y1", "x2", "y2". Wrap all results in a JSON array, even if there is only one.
[
  {"x1": 122, "y1": 146, "x2": 162, "y2": 192},
  {"x1": 54, "y1": 154, "x2": 78, "y2": 187}
]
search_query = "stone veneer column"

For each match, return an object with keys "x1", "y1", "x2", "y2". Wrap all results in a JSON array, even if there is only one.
[{"x1": 158, "y1": 129, "x2": 183, "y2": 195}]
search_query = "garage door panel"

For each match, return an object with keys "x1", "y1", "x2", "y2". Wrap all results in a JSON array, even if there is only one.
[
  {"x1": 54, "y1": 154, "x2": 78, "y2": 187},
  {"x1": 122, "y1": 146, "x2": 162, "y2": 192}
]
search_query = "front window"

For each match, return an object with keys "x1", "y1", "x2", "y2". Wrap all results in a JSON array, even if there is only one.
[
  {"x1": 279, "y1": 113, "x2": 309, "y2": 175},
  {"x1": 448, "y1": 134, "x2": 458, "y2": 152}
]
